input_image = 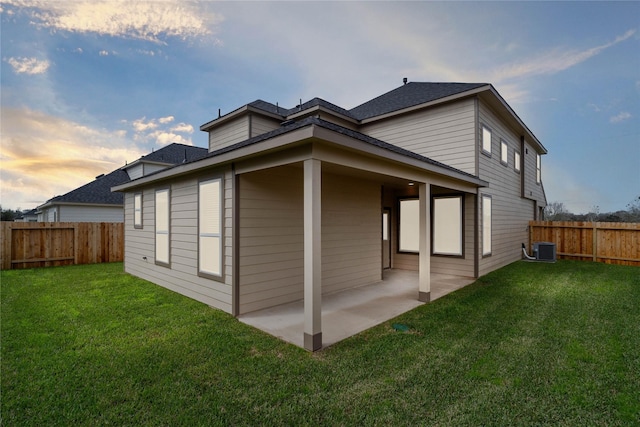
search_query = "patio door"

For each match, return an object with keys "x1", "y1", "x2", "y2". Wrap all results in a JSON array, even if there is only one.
[{"x1": 382, "y1": 208, "x2": 391, "y2": 269}]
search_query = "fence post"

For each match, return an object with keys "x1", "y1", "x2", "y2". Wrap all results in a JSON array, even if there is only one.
[{"x1": 592, "y1": 223, "x2": 597, "y2": 262}]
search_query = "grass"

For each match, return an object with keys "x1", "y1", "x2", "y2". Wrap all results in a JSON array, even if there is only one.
[{"x1": 2, "y1": 261, "x2": 639, "y2": 426}]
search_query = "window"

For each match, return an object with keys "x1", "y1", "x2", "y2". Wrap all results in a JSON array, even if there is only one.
[
  {"x1": 198, "y1": 178, "x2": 223, "y2": 278},
  {"x1": 536, "y1": 154, "x2": 541, "y2": 183},
  {"x1": 482, "y1": 125, "x2": 492, "y2": 155},
  {"x1": 399, "y1": 199, "x2": 419, "y2": 253},
  {"x1": 433, "y1": 196, "x2": 463, "y2": 256},
  {"x1": 133, "y1": 193, "x2": 143, "y2": 228},
  {"x1": 482, "y1": 195, "x2": 492, "y2": 256},
  {"x1": 501, "y1": 140, "x2": 508, "y2": 165},
  {"x1": 514, "y1": 151, "x2": 521, "y2": 172},
  {"x1": 382, "y1": 212, "x2": 389, "y2": 241},
  {"x1": 155, "y1": 188, "x2": 170, "y2": 266}
]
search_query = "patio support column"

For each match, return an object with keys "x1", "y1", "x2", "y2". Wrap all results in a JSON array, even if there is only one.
[
  {"x1": 418, "y1": 183, "x2": 431, "y2": 302},
  {"x1": 303, "y1": 158, "x2": 322, "y2": 351}
]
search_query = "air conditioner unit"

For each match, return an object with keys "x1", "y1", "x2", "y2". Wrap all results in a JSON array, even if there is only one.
[{"x1": 533, "y1": 242, "x2": 556, "y2": 262}]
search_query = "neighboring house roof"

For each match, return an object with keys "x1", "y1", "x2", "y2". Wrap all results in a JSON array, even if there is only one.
[{"x1": 39, "y1": 143, "x2": 208, "y2": 210}]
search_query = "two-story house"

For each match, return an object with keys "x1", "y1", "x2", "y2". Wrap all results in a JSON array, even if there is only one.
[{"x1": 113, "y1": 82, "x2": 547, "y2": 351}]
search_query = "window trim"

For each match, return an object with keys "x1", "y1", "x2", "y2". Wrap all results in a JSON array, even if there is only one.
[
  {"x1": 500, "y1": 140, "x2": 508, "y2": 165},
  {"x1": 398, "y1": 197, "x2": 419, "y2": 254},
  {"x1": 482, "y1": 195, "x2": 492, "y2": 257},
  {"x1": 514, "y1": 150, "x2": 521, "y2": 173},
  {"x1": 198, "y1": 176, "x2": 224, "y2": 281},
  {"x1": 536, "y1": 154, "x2": 541, "y2": 184},
  {"x1": 432, "y1": 194, "x2": 464, "y2": 257},
  {"x1": 481, "y1": 125, "x2": 492, "y2": 156},
  {"x1": 133, "y1": 192, "x2": 143, "y2": 229},
  {"x1": 154, "y1": 187, "x2": 171, "y2": 268}
]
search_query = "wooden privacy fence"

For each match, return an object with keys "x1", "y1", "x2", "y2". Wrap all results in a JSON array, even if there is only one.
[
  {"x1": 0, "y1": 222, "x2": 124, "y2": 270},
  {"x1": 529, "y1": 221, "x2": 640, "y2": 267}
]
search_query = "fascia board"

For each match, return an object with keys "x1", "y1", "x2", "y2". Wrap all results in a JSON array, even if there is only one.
[
  {"x1": 287, "y1": 105, "x2": 359, "y2": 124},
  {"x1": 112, "y1": 126, "x2": 316, "y2": 192}
]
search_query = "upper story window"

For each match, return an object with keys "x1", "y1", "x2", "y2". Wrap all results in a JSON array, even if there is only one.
[
  {"x1": 133, "y1": 193, "x2": 143, "y2": 229},
  {"x1": 482, "y1": 125, "x2": 492, "y2": 155},
  {"x1": 514, "y1": 151, "x2": 521, "y2": 172},
  {"x1": 536, "y1": 154, "x2": 542, "y2": 183},
  {"x1": 500, "y1": 140, "x2": 508, "y2": 165}
]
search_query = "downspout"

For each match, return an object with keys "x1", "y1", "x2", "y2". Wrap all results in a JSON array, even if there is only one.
[{"x1": 474, "y1": 193, "x2": 479, "y2": 278}]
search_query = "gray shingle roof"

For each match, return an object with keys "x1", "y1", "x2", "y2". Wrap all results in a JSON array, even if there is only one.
[
  {"x1": 47, "y1": 143, "x2": 208, "y2": 206},
  {"x1": 349, "y1": 82, "x2": 488, "y2": 120},
  {"x1": 244, "y1": 82, "x2": 488, "y2": 123}
]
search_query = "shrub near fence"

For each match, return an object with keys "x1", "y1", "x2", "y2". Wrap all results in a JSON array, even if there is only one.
[
  {"x1": 529, "y1": 221, "x2": 640, "y2": 266},
  {"x1": 0, "y1": 222, "x2": 124, "y2": 270}
]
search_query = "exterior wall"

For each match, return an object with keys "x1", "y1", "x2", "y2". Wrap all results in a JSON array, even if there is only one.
[
  {"x1": 361, "y1": 98, "x2": 477, "y2": 175},
  {"x1": 208, "y1": 116, "x2": 249, "y2": 152},
  {"x1": 322, "y1": 172, "x2": 381, "y2": 294},
  {"x1": 251, "y1": 114, "x2": 281, "y2": 137},
  {"x1": 477, "y1": 100, "x2": 536, "y2": 275},
  {"x1": 144, "y1": 163, "x2": 170, "y2": 176},
  {"x1": 58, "y1": 205, "x2": 124, "y2": 222},
  {"x1": 126, "y1": 163, "x2": 144, "y2": 180},
  {"x1": 523, "y1": 139, "x2": 547, "y2": 207},
  {"x1": 238, "y1": 166, "x2": 304, "y2": 314},
  {"x1": 385, "y1": 187, "x2": 475, "y2": 277},
  {"x1": 123, "y1": 166, "x2": 234, "y2": 313},
  {"x1": 238, "y1": 165, "x2": 382, "y2": 315}
]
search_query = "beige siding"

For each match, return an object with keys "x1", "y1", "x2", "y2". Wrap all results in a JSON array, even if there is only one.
[
  {"x1": 238, "y1": 166, "x2": 382, "y2": 314},
  {"x1": 361, "y1": 99, "x2": 477, "y2": 175},
  {"x1": 208, "y1": 116, "x2": 249, "y2": 152},
  {"x1": 322, "y1": 172, "x2": 381, "y2": 294},
  {"x1": 238, "y1": 166, "x2": 304, "y2": 314},
  {"x1": 477, "y1": 100, "x2": 535, "y2": 275},
  {"x1": 123, "y1": 167, "x2": 234, "y2": 313},
  {"x1": 126, "y1": 163, "x2": 143, "y2": 180},
  {"x1": 523, "y1": 140, "x2": 546, "y2": 207},
  {"x1": 251, "y1": 115, "x2": 280, "y2": 137}
]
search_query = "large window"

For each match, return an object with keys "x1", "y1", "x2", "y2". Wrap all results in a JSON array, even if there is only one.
[
  {"x1": 482, "y1": 125, "x2": 492, "y2": 155},
  {"x1": 433, "y1": 196, "x2": 463, "y2": 256},
  {"x1": 536, "y1": 154, "x2": 542, "y2": 183},
  {"x1": 198, "y1": 178, "x2": 223, "y2": 278},
  {"x1": 133, "y1": 193, "x2": 142, "y2": 229},
  {"x1": 155, "y1": 188, "x2": 170, "y2": 266},
  {"x1": 482, "y1": 195, "x2": 492, "y2": 256},
  {"x1": 399, "y1": 199, "x2": 419, "y2": 253}
]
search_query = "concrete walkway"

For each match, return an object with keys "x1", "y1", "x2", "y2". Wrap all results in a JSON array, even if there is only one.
[{"x1": 239, "y1": 270, "x2": 475, "y2": 350}]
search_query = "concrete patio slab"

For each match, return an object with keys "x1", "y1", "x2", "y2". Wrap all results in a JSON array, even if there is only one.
[{"x1": 239, "y1": 270, "x2": 475, "y2": 350}]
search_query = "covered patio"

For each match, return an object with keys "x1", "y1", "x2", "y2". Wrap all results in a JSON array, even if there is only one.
[{"x1": 239, "y1": 270, "x2": 475, "y2": 349}]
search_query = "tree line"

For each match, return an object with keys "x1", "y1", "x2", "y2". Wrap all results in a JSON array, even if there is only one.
[{"x1": 544, "y1": 196, "x2": 640, "y2": 223}]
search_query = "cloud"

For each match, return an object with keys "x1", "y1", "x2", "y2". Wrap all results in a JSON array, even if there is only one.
[
  {"x1": 492, "y1": 29, "x2": 636, "y2": 82},
  {"x1": 3, "y1": 0, "x2": 222, "y2": 44},
  {"x1": 610, "y1": 112, "x2": 632, "y2": 124},
  {"x1": 0, "y1": 107, "x2": 147, "y2": 210},
  {"x1": 127, "y1": 115, "x2": 193, "y2": 146},
  {"x1": 5, "y1": 57, "x2": 50, "y2": 74}
]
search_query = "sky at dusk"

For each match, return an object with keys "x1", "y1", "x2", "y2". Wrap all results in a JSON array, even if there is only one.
[{"x1": 1, "y1": 1, "x2": 638, "y2": 214}]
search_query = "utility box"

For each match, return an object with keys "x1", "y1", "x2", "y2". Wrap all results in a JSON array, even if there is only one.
[{"x1": 534, "y1": 242, "x2": 556, "y2": 262}]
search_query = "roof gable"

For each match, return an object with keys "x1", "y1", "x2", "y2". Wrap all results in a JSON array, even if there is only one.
[{"x1": 349, "y1": 82, "x2": 487, "y2": 120}]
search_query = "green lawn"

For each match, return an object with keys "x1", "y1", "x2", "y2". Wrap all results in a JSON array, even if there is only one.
[{"x1": 2, "y1": 261, "x2": 639, "y2": 426}]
